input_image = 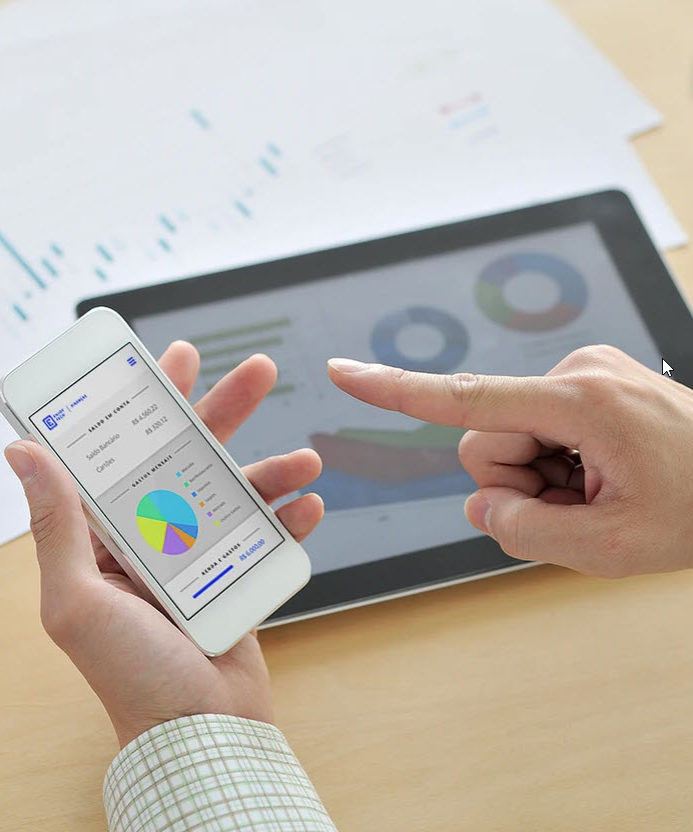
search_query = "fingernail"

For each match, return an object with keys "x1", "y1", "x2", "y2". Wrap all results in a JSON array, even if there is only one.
[
  {"x1": 465, "y1": 493, "x2": 491, "y2": 535},
  {"x1": 4, "y1": 442, "x2": 37, "y2": 484},
  {"x1": 327, "y1": 358, "x2": 371, "y2": 373}
]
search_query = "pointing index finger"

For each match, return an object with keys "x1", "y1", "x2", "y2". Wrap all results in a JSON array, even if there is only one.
[{"x1": 327, "y1": 358, "x2": 585, "y2": 445}]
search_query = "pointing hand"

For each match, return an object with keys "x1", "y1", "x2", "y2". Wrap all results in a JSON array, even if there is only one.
[{"x1": 328, "y1": 346, "x2": 693, "y2": 577}]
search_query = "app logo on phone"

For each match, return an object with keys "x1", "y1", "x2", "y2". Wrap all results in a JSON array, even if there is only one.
[{"x1": 42, "y1": 414, "x2": 58, "y2": 431}]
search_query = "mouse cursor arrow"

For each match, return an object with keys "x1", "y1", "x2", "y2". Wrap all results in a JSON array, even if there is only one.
[{"x1": 662, "y1": 359, "x2": 674, "y2": 377}]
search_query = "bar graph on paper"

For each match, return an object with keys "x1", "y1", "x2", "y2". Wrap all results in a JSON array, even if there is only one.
[{"x1": 0, "y1": 132, "x2": 285, "y2": 327}]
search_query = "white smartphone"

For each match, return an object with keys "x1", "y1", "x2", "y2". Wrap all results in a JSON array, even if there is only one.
[{"x1": 1, "y1": 307, "x2": 311, "y2": 655}]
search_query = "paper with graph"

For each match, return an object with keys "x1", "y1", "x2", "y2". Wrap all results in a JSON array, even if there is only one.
[{"x1": 0, "y1": 0, "x2": 683, "y2": 545}]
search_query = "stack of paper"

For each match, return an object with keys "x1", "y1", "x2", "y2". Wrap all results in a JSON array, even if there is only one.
[{"x1": 0, "y1": 0, "x2": 685, "y2": 545}]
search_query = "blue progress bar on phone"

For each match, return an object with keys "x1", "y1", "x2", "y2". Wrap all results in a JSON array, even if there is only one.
[{"x1": 192, "y1": 564, "x2": 234, "y2": 598}]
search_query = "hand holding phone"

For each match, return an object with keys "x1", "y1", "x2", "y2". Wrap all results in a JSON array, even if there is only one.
[
  {"x1": 3, "y1": 308, "x2": 317, "y2": 656},
  {"x1": 4, "y1": 340, "x2": 323, "y2": 748}
]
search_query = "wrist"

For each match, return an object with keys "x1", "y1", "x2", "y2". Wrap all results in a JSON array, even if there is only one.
[{"x1": 109, "y1": 698, "x2": 275, "y2": 749}]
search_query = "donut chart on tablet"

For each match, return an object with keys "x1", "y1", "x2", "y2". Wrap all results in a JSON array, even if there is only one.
[
  {"x1": 476, "y1": 252, "x2": 588, "y2": 332},
  {"x1": 370, "y1": 306, "x2": 469, "y2": 372}
]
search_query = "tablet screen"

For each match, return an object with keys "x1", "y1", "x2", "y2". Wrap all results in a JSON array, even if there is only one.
[{"x1": 134, "y1": 221, "x2": 660, "y2": 574}]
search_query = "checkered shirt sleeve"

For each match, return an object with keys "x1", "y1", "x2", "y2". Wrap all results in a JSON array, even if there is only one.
[{"x1": 103, "y1": 714, "x2": 338, "y2": 831}]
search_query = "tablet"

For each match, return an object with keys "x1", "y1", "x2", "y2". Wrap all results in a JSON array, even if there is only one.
[{"x1": 77, "y1": 190, "x2": 693, "y2": 624}]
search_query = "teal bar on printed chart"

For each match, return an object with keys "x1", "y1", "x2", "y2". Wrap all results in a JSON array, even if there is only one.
[{"x1": 0, "y1": 230, "x2": 47, "y2": 289}]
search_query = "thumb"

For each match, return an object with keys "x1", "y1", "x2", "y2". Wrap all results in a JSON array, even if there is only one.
[
  {"x1": 464, "y1": 487, "x2": 605, "y2": 572},
  {"x1": 5, "y1": 441, "x2": 98, "y2": 592}
]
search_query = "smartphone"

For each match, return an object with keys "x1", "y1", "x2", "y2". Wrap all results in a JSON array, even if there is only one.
[{"x1": 1, "y1": 307, "x2": 311, "y2": 655}]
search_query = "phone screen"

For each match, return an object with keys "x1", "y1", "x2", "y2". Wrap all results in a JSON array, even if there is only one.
[{"x1": 30, "y1": 343, "x2": 284, "y2": 619}]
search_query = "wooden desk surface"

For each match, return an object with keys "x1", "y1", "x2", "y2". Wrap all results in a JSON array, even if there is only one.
[{"x1": 2, "y1": 1, "x2": 693, "y2": 830}]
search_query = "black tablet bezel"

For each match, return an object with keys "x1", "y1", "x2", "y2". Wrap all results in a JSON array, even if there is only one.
[{"x1": 78, "y1": 190, "x2": 693, "y2": 621}]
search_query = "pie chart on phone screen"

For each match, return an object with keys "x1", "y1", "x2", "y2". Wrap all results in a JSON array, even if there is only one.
[{"x1": 136, "y1": 490, "x2": 198, "y2": 555}]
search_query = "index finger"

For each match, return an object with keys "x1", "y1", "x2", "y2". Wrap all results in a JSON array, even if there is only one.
[
  {"x1": 194, "y1": 353, "x2": 277, "y2": 444},
  {"x1": 327, "y1": 358, "x2": 584, "y2": 444},
  {"x1": 158, "y1": 340, "x2": 200, "y2": 399}
]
